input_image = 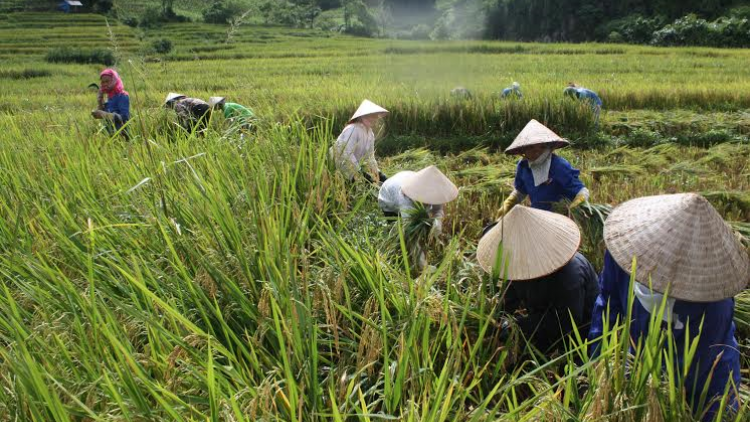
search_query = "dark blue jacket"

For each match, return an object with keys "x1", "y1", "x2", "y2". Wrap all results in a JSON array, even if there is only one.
[
  {"x1": 589, "y1": 252, "x2": 740, "y2": 420},
  {"x1": 504, "y1": 252, "x2": 600, "y2": 353},
  {"x1": 104, "y1": 93, "x2": 130, "y2": 130},
  {"x1": 514, "y1": 154, "x2": 585, "y2": 211}
]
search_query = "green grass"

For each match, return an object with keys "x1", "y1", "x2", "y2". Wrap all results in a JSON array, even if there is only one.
[{"x1": 0, "y1": 12, "x2": 748, "y2": 421}]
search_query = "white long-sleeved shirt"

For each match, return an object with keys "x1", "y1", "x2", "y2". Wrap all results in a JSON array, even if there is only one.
[
  {"x1": 378, "y1": 171, "x2": 444, "y2": 219},
  {"x1": 330, "y1": 123, "x2": 379, "y2": 179}
]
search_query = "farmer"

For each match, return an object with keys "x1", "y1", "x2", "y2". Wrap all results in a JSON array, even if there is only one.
[
  {"x1": 564, "y1": 83, "x2": 602, "y2": 125},
  {"x1": 496, "y1": 119, "x2": 589, "y2": 218},
  {"x1": 501, "y1": 82, "x2": 522, "y2": 99},
  {"x1": 330, "y1": 99, "x2": 389, "y2": 184},
  {"x1": 477, "y1": 205, "x2": 600, "y2": 354},
  {"x1": 378, "y1": 164, "x2": 458, "y2": 223},
  {"x1": 208, "y1": 97, "x2": 256, "y2": 131},
  {"x1": 588, "y1": 193, "x2": 748, "y2": 421},
  {"x1": 164, "y1": 93, "x2": 211, "y2": 135},
  {"x1": 378, "y1": 165, "x2": 459, "y2": 270},
  {"x1": 450, "y1": 86, "x2": 473, "y2": 99},
  {"x1": 91, "y1": 68, "x2": 130, "y2": 139}
]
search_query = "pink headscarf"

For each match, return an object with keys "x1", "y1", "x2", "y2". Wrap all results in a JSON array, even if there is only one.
[{"x1": 99, "y1": 68, "x2": 128, "y2": 99}]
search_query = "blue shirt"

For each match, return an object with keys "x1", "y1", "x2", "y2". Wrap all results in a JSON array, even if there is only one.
[
  {"x1": 514, "y1": 154, "x2": 585, "y2": 211},
  {"x1": 104, "y1": 93, "x2": 130, "y2": 130},
  {"x1": 576, "y1": 88, "x2": 602, "y2": 107},
  {"x1": 589, "y1": 252, "x2": 740, "y2": 420},
  {"x1": 501, "y1": 87, "x2": 522, "y2": 98}
]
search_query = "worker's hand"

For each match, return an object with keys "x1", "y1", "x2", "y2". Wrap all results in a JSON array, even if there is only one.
[
  {"x1": 568, "y1": 192, "x2": 588, "y2": 216},
  {"x1": 495, "y1": 204, "x2": 510, "y2": 220},
  {"x1": 496, "y1": 190, "x2": 524, "y2": 220}
]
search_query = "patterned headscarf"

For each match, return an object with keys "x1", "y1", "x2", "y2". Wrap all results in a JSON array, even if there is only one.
[{"x1": 99, "y1": 68, "x2": 128, "y2": 99}]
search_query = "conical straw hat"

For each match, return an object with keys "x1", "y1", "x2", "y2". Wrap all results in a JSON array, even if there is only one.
[
  {"x1": 401, "y1": 165, "x2": 459, "y2": 205},
  {"x1": 165, "y1": 92, "x2": 185, "y2": 104},
  {"x1": 604, "y1": 193, "x2": 750, "y2": 302},
  {"x1": 477, "y1": 206, "x2": 581, "y2": 280},
  {"x1": 348, "y1": 99, "x2": 389, "y2": 123},
  {"x1": 504, "y1": 119, "x2": 570, "y2": 154},
  {"x1": 208, "y1": 96, "x2": 225, "y2": 107}
]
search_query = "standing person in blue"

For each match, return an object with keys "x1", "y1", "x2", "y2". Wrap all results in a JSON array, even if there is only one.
[
  {"x1": 91, "y1": 68, "x2": 130, "y2": 139},
  {"x1": 477, "y1": 205, "x2": 600, "y2": 354},
  {"x1": 564, "y1": 83, "x2": 602, "y2": 126},
  {"x1": 589, "y1": 193, "x2": 749, "y2": 421},
  {"x1": 496, "y1": 119, "x2": 589, "y2": 219},
  {"x1": 500, "y1": 82, "x2": 522, "y2": 99}
]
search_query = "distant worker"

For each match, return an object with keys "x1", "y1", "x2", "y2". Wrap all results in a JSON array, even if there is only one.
[
  {"x1": 501, "y1": 82, "x2": 522, "y2": 99},
  {"x1": 378, "y1": 165, "x2": 458, "y2": 269},
  {"x1": 589, "y1": 193, "x2": 748, "y2": 421},
  {"x1": 330, "y1": 99, "x2": 389, "y2": 184},
  {"x1": 91, "y1": 68, "x2": 130, "y2": 139},
  {"x1": 209, "y1": 97, "x2": 256, "y2": 131},
  {"x1": 564, "y1": 83, "x2": 602, "y2": 125},
  {"x1": 164, "y1": 93, "x2": 211, "y2": 135},
  {"x1": 450, "y1": 86, "x2": 473, "y2": 99},
  {"x1": 478, "y1": 205, "x2": 600, "y2": 354},
  {"x1": 497, "y1": 119, "x2": 589, "y2": 218}
]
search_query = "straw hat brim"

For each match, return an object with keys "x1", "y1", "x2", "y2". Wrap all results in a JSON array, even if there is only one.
[
  {"x1": 604, "y1": 193, "x2": 750, "y2": 302},
  {"x1": 505, "y1": 119, "x2": 570, "y2": 154},
  {"x1": 477, "y1": 206, "x2": 581, "y2": 280},
  {"x1": 208, "y1": 97, "x2": 225, "y2": 107},
  {"x1": 401, "y1": 165, "x2": 459, "y2": 205},
  {"x1": 165, "y1": 92, "x2": 186, "y2": 104}
]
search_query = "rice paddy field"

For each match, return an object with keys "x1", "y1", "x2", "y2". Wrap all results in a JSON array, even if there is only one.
[{"x1": 0, "y1": 12, "x2": 749, "y2": 422}]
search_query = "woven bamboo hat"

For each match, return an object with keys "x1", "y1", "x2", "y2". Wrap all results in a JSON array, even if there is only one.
[
  {"x1": 208, "y1": 96, "x2": 225, "y2": 107},
  {"x1": 348, "y1": 99, "x2": 389, "y2": 124},
  {"x1": 401, "y1": 165, "x2": 459, "y2": 205},
  {"x1": 604, "y1": 193, "x2": 750, "y2": 302},
  {"x1": 504, "y1": 119, "x2": 570, "y2": 155},
  {"x1": 477, "y1": 206, "x2": 581, "y2": 280},
  {"x1": 165, "y1": 92, "x2": 186, "y2": 104}
]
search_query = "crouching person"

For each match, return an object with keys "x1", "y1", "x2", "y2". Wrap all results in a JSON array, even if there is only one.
[
  {"x1": 589, "y1": 193, "x2": 747, "y2": 421},
  {"x1": 330, "y1": 99, "x2": 389, "y2": 185},
  {"x1": 378, "y1": 165, "x2": 459, "y2": 270},
  {"x1": 164, "y1": 93, "x2": 211, "y2": 135},
  {"x1": 477, "y1": 205, "x2": 600, "y2": 354}
]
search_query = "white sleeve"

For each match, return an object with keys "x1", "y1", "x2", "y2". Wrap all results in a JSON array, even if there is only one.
[{"x1": 577, "y1": 187, "x2": 590, "y2": 201}]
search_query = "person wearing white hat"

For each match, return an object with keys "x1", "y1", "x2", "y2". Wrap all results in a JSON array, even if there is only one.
[
  {"x1": 379, "y1": 165, "x2": 459, "y2": 270},
  {"x1": 209, "y1": 96, "x2": 255, "y2": 130},
  {"x1": 496, "y1": 119, "x2": 589, "y2": 219},
  {"x1": 500, "y1": 82, "x2": 522, "y2": 99},
  {"x1": 477, "y1": 206, "x2": 599, "y2": 353},
  {"x1": 588, "y1": 193, "x2": 748, "y2": 420},
  {"x1": 330, "y1": 99, "x2": 389, "y2": 184},
  {"x1": 378, "y1": 165, "x2": 459, "y2": 229},
  {"x1": 164, "y1": 93, "x2": 211, "y2": 135}
]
